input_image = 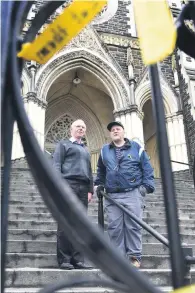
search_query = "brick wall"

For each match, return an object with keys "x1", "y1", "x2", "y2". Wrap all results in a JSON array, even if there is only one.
[
  {"x1": 131, "y1": 48, "x2": 144, "y2": 82},
  {"x1": 160, "y1": 56, "x2": 175, "y2": 87},
  {"x1": 95, "y1": 0, "x2": 131, "y2": 35},
  {"x1": 107, "y1": 45, "x2": 128, "y2": 79},
  {"x1": 176, "y1": 54, "x2": 195, "y2": 166}
]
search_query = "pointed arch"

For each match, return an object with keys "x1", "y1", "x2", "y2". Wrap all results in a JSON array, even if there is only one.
[{"x1": 35, "y1": 48, "x2": 130, "y2": 110}]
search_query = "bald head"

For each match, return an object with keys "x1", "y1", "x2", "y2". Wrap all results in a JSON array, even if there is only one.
[{"x1": 70, "y1": 119, "x2": 86, "y2": 140}]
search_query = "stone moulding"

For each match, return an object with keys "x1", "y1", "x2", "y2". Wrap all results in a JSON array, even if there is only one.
[
  {"x1": 36, "y1": 49, "x2": 130, "y2": 109},
  {"x1": 99, "y1": 33, "x2": 139, "y2": 49}
]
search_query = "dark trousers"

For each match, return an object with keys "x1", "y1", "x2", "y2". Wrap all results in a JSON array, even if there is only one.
[{"x1": 57, "y1": 180, "x2": 89, "y2": 266}]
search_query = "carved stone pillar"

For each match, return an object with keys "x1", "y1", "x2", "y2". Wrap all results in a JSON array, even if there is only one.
[
  {"x1": 12, "y1": 93, "x2": 47, "y2": 159},
  {"x1": 127, "y1": 47, "x2": 136, "y2": 104},
  {"x1": 12, "y1": 122, "x2": 25, "y2": 159},
  {"x1": 114, "y1": 105, "x2": 144, "y2": 147},
  {"x1": 166, "y1": 112, "x2": 189, "y2": 171},
  {"x1": 25, "y1": 92, "x2": 47, "y2": 149},
  {"x1": 29, "y1": 61, "x2": 36, "y2": 92}
]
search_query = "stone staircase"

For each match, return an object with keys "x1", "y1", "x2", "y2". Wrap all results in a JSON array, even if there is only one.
[{"x1": 3, "y1": 165, "x2": 195, "y2": 293}]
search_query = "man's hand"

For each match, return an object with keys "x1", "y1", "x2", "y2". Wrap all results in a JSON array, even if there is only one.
[
  {"x1": 95, "y1": 185, "x2": 104, "y2": 199},
  {"x1": 88, "y1": 192, "x2": 92, "y2": 203}
]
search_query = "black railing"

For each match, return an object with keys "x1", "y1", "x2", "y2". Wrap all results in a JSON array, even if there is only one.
[
  {"x1": 170, "y1": 160, "x2": 193, "y2": 167},
  {"x1": 97, "y1": 189, "x2": 195, "y2": 285},
  {"x1": 171, "y1": 158, "x2": 195, "y2": 190}
]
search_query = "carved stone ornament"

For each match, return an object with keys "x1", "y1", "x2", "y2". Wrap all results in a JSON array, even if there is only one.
[
  {"x1": 100, "y1": 33, "x2": 140, "y2": 49},
  {"x1": 24, "y1": 92, "x2": 47, "y2": 109},
  {"x1": 127, "y1": 47, "x2": 134, "y2": 80},
  {"x1": 92, "y1": 0, "x2": 119, "y2": 25},
  {"x1": 127, "y1": 47, "x2": 134, "y2": 66}
]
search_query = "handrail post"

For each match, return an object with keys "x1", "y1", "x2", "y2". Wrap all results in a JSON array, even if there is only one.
[
  {"x1": 183, "y1": 246, "x2": 193, "y2": 285},
  {"x1": 97, "y1": 187, "x2": 104, "y2": 230}
]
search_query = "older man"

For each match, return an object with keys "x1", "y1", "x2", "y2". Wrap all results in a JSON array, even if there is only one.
[
  {"x1": 53, "y1": 119, "x2": 93, "y2": 270},
  {"x1": 95, "y1": 121, "x2": 155, "y2": 268}
]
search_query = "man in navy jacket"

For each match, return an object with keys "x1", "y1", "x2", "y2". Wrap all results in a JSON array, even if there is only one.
[{"x1": 95, "y1": 121, "x2": 155, "y2": 268}]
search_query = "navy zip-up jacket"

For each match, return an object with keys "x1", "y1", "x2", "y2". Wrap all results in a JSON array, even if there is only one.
[{"x1": 95, "y1": 139, "x2": 155, "y2": 194}]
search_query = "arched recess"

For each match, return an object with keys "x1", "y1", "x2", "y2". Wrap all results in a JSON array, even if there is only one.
[
  {"x1": 44, "y1": 95, "x2": 105, "y2": 153},
  {"x1": 135, "y1": 80, "x2": 179, "y2": 114},
  {"x1": 135, "y1": 81, "x2": 188, "y2": 173},
  {"x1": 35, "y1": 48, "x2": 130, "y2": 110}
]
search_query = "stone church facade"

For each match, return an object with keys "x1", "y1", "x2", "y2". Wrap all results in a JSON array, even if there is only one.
[{"x1": 13, "y1": 0, "x2": 195, "y2": 177}]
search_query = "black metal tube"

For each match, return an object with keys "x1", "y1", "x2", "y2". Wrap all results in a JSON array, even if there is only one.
[
  {"x1": 149, "y1": 65, "x2": 186, "y2": 289},
  {"x1": 170, "y1": 160, "x2": 192, "y2": 167},
  {"x1": 185, "y1": 256, "x2": 195, "y2": 265},
  {"x1": 1, "y1": 96, "x2": 14, "y2": 293},
  {"x1": 98, "y1": 196, "x2": 104, "y2": 230},
  {"x1": 183, "y1": 247, "x2": 193, "y2": 285},
  {"x1": 193, "y1": 155, "x2": 195, "y2": 189},
  {"x1": 102, "y1": 192, "x2": 169, "y2": 247}
]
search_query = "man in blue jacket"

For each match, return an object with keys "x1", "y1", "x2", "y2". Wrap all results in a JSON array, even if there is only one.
[{"x1": 95, "y1": 121, "x2": 155, "y2": 268}]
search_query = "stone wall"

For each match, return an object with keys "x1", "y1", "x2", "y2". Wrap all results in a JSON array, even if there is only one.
[
  {"x1": 94, "y1": 0, "x2": 131, "y2": 36},
  {"x1": 176, "y1": 52, "x2": 195, "y2": 166},
  {"x1": 107, "y1": 45, "x2": 128, "y2": 79},
  {"x1": 160, "y1": 56, "x2": 175, "y2": 87}
]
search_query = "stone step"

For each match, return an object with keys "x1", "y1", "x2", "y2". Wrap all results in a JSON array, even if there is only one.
[
  {"x1": 8, "y1": 186, "x2": 195, "y2": 194},
  {"x1": 7, "y1": 182, "x2": 194, "y2": 189},
  {"x1": 8, "y1": 196, "x2": 195, "y2": 207},
  {"x1": 7, "y1": 240, "x2": 195, "y2": 255},
  {"x1": 5, "y1": 268, "x2": 195, "y2": 287},
  {"x1": 8, "y1": 212, "x2": 195, "y2": 225},
  {"x1": 5, "y1": 253, "x2": 173, "y2": 270},
  {"x1": 144, "y1": 211, "x2": 195, "y2": 219},
  {"x1": 7, "y1": 220, "x2": 195, "y2": 234},
  {"x1": 4, "y1": 287, "x2": 173, "y2": 293},
  {"x1": 8, "y1": 205, "x2": 195, "y2": 218},
  {"x1": 7, "y1": 229, "x2": 195, "y2": 243},
  {"x1": 7, "y1": 185, "x2": 194, "y2": 193},
  {"x1": 5, "y1": 240, "x2": 168, "y2": 254},
  {"x1": 7, "y1": 179, "x2": 193, "y2": 185}
]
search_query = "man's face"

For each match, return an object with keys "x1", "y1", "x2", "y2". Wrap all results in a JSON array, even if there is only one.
[
  {"x1": 110, "y1": 125, "x2": 125, "y2": 142},
  {"x1": 71, "y1": 120, "x2": 86, "y2": 139}
]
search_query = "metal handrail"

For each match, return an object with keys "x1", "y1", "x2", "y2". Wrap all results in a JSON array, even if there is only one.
[
  {"x1": 170, "y1": 160, "x2": 193, "y2": 167},
  {"x1": 98, "y1": 190, "x2": 195, "y2": 266}
]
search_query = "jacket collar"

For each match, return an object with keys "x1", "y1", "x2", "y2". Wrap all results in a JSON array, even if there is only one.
[{"x1": 109, "y1": 138, "x2": 131, "y2": 149}]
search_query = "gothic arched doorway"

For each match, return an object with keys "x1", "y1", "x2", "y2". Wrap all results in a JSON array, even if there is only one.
[
  {"x1": 142, "y1": 100, "x2": 160, "y2": 177},
  {"x1": 44, "y1": 67, "x2": 115, "y2": 172}
]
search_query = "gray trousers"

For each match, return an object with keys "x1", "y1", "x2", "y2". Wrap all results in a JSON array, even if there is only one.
[{"x1": 105, "y1": 188, "x2": 145, "y2": 261}]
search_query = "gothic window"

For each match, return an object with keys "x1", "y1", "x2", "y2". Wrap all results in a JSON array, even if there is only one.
[
  {"x1": 46, "y1": 114, "x2": 74, "y2": 143},
  {"x1": 45, "y1": 114, "x2": 87, "y2": 153}
]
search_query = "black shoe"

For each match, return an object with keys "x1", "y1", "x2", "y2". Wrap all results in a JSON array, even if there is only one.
[
  {"x1": 59, "y1": 262, "x2": 74, "y2": 270},
  {"x1": 73, "y1": 262, "x2": 93, "y2": 269}
]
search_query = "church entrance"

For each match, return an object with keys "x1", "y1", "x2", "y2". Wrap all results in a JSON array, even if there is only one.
[
  {"x1": 142, "y1": 100, "x2": 160, "y2": 178},
  {"x1": 44, "y1": 67, "x2": 114, "y2": 173}
]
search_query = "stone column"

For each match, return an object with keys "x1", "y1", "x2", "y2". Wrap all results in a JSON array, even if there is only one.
[
  {"x1": 29, "y1": 61, "x2": 36, "y2": 92},
  {"x1": 24, "y1": 92, "x2": 47, "y2": 150},
  {"x1": 127, "y1": 47, "x2": 136, "y2": 105},
  {"x1": 114, "y1": 105, "x2": 144, "y2": 147},
  {"x1": 11, "y1": 93, "x2": 47, "y2": 159},
  {"x1": 12, "y1": 122, "x2": 25, "y2": 159},
  {"x1": 166, "y1": 113, "x2": 189, "y2": 171}
]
